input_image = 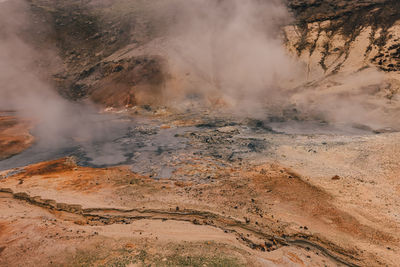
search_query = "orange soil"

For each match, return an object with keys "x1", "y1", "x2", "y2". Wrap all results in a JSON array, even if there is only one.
[{"x1": 0, "y1": 115, "x2": 33, "y2": 160}]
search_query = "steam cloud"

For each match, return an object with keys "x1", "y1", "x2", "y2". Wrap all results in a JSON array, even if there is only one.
[
  {"x1": 1, "y1": 0, "x2": 83, "y2": 144},
  {"x1": 0, "y1": 0, "x2": 128, "y2": 165},
  {"x1": 163, "y1": 0, "x2": 303, "y2": 115},
  {"x1": 161, "y1": 0, "x2": 398, "y2": 129},
  {"x1": 0, "y1": 0, "x2": 67, "y2": 143}
]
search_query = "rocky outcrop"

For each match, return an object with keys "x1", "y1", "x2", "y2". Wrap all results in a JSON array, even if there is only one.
[
  {"x1": 288, "y1": 0, "x2": 394, "y2": 24},
  {"x1": 286, "y1": 0, "x2": 400, "y2": 76}
]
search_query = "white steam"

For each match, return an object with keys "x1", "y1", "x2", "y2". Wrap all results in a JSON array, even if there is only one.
[
  {"x1": 159, "y1": 0, "x2": 399, "y2": 129},
  {"x1": 0, "y1": 1, "x2": 84, "y2": 146},
  {"x1": 162, "y1": 0, "x2": 303, "y2": 114},
  {"x1": 0, "y1": 0, "x2": 128, "y2": 165}
]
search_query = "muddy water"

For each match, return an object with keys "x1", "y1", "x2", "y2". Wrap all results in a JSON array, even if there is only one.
[
  {"x1": 0, "y1": 111, "x2": 376, "y2": 177},
  {"x1": 0, "y1": 113, "x2": 196, "y2": 177},
  {"x1": 268, "y1": 120, "x2": 374, "y2": 135}
]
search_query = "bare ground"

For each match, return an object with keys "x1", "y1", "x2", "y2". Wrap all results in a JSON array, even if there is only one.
[
  {"x1": 0, "y1": 110, "x2": 399, "y2": 266},
  {"x1": 0, "y1": 114, "x2": 34, "y2": 161}
]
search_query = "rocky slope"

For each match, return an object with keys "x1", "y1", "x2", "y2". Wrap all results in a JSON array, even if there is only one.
[
  {"x1": 7, "y1": 0, "x2": 397, "y2": 111},
  {"x1": 286, "y1": 0, "x2": 400, "y2": 77},
  {"x1": 284, "y1": 0, "x2": 400, "y2": 130}
]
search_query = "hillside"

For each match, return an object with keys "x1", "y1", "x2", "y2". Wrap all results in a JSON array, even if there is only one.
[{"x1": 18, "y1": 0, "x2": 399, "y2": 105}]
